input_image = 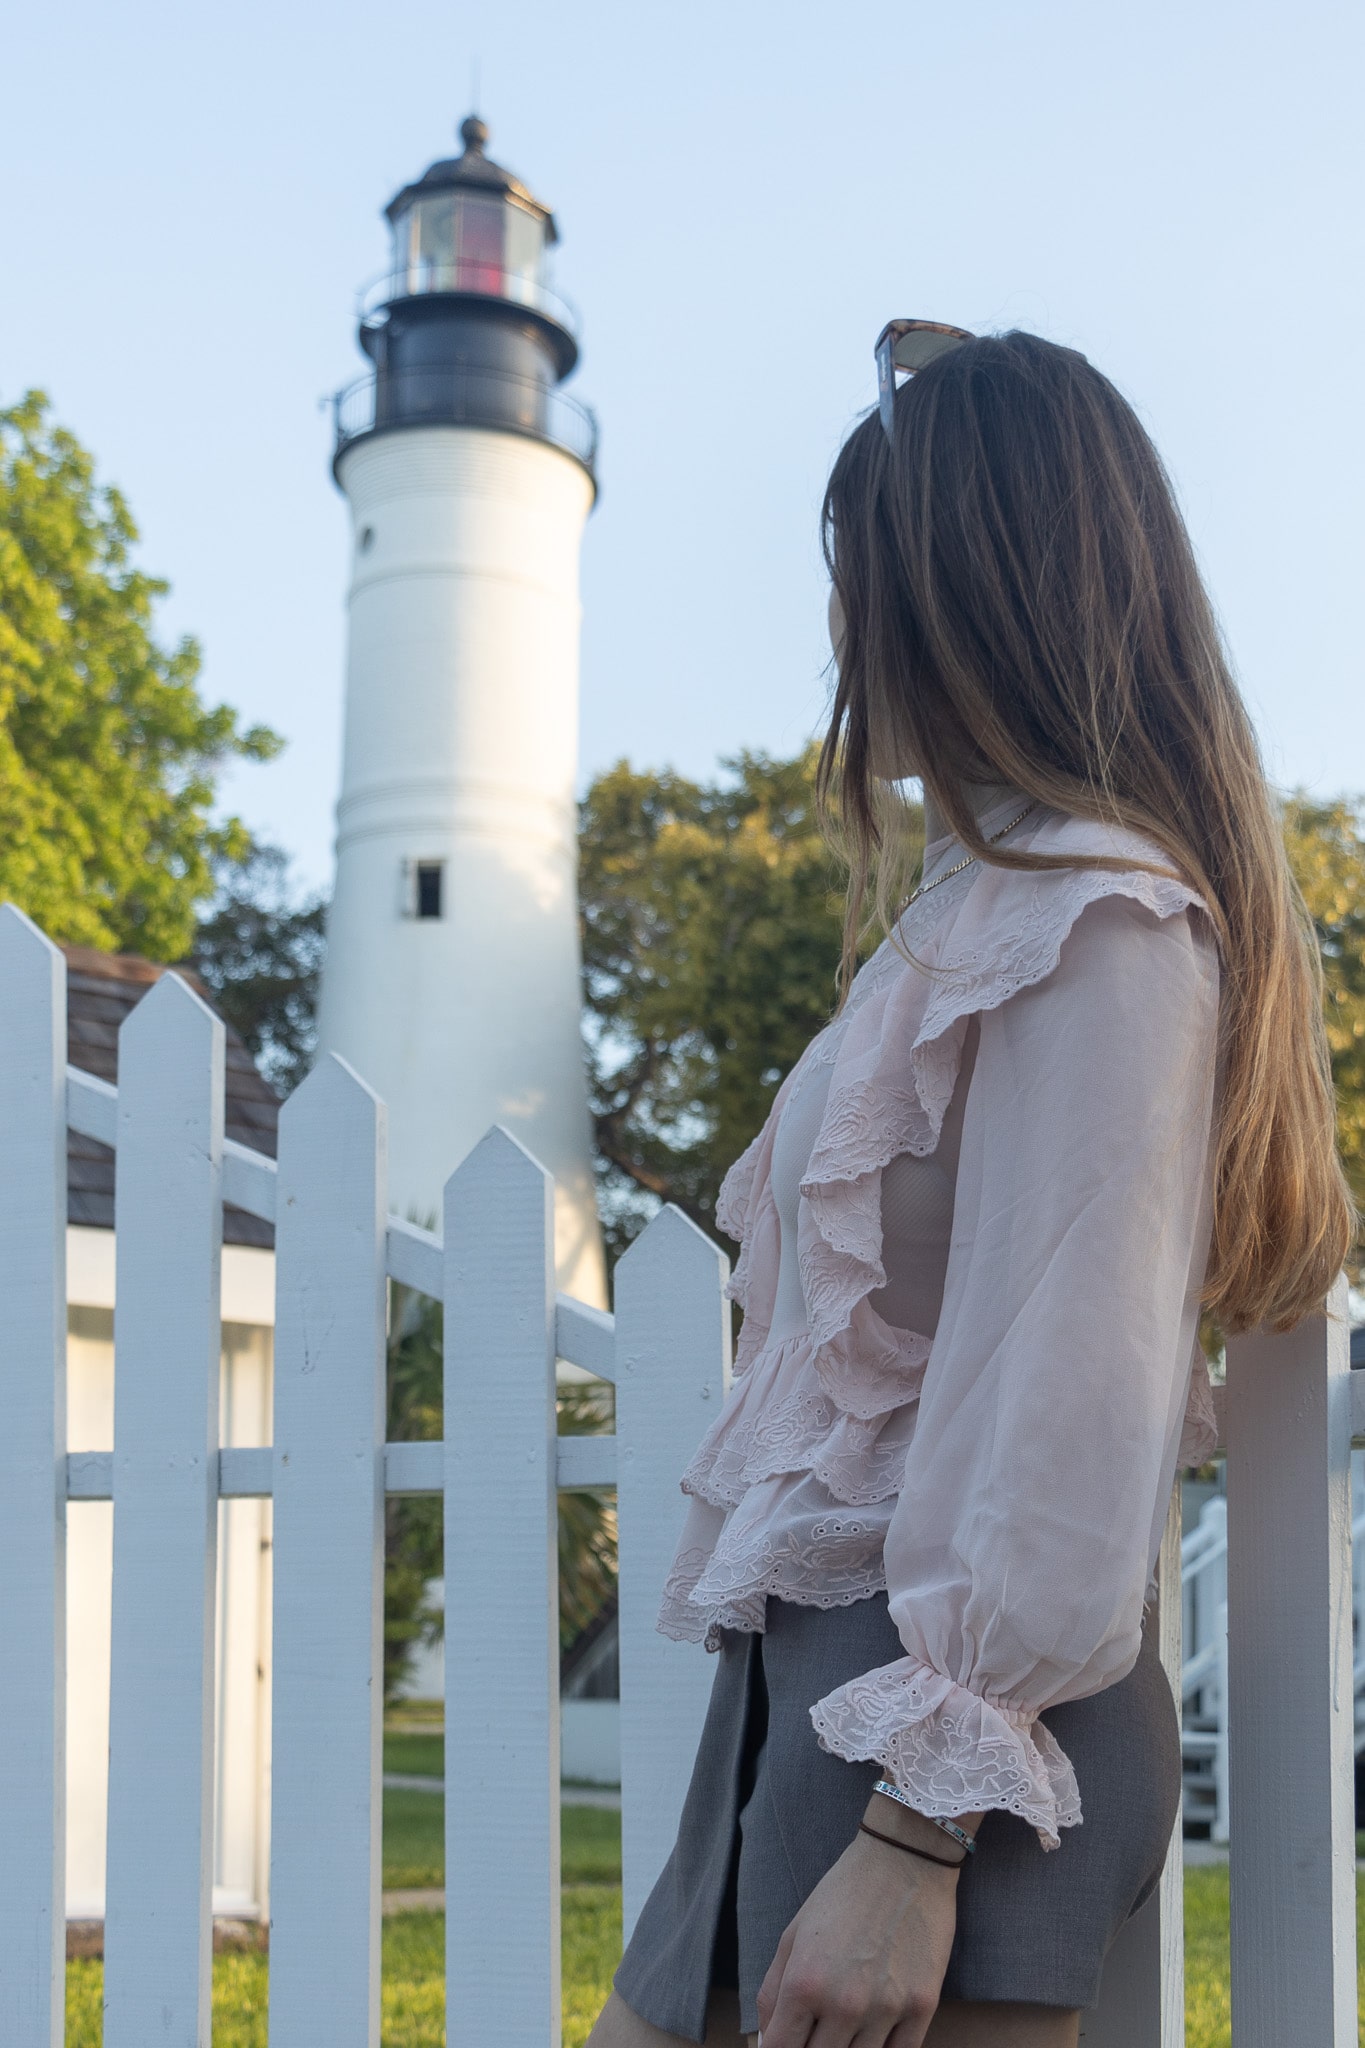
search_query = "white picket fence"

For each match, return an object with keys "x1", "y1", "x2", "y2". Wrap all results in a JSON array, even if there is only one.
[
  {"x1": 0, "y1": 898, "x2": 1358, "y2": 2048},
  {"x1": 1180, "y1": 1461, "x2": 1365, "y2": 1844}
]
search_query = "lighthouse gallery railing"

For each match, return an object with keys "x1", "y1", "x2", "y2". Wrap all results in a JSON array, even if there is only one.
[
  {"x1": 0, "y1": 899, "x2": 1356, "y2": 2048},
  {"x1": 333, "y1": 364, "x2": 599, "y2": 472}
]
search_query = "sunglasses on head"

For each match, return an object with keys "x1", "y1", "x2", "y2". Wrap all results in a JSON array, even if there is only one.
[{"x1": 875, "y1": 320, "x2": 976, "y2": 440}]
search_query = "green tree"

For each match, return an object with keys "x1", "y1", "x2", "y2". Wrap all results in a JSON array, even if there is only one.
[
  {"x1": 581, "y1": 757, "x2": 1365, "y2": 1270},
  {"x1": 190, "y1": 842, "x2": 326, "y2": 1096},
  {"x1": 0, "y1": 391, "x2": 279, "y2": 960},
  {"x1": 1283, "y1": 794, "x2": 1365, "y2": 1249},
  {"x1": 580, "y1": 749, "x2": 891, "y2": 1256}
]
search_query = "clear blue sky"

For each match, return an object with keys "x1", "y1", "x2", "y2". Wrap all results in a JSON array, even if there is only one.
[{"x1": 4, "y1": 0, "x2": 1360, "y2": 891}]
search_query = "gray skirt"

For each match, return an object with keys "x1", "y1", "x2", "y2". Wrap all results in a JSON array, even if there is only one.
[{"x1": 615, "y1": 1594, "x2": 1179, "y2": 2039}]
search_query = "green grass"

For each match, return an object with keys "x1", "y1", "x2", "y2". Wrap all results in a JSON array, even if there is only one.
[
  {"x1": 1184, "y1": 1865, "x2": 1234, "y2": 2048},
  {"x1": 382, "y1": 1788, "x2": 621, "y2": 1891},
  {"x1": 383, "y1": 1787, "x2": 447, "y2": 1890},
  {"x1": 64, "y1": 1863, "x2": 1365, "y2": 2047},
  {"x1": 560, "y1": 1804, "x2": 625, "y2": 1886},
  {"x1": 384, "y1": 1731, "x2": 444, "y2": 1780},
  {"x1": 65, "y1": 1904, "x2": 624, "y2": 2048}
]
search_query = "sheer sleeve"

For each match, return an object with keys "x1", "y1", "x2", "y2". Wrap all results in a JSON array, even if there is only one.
[{"x1": 808, "y1": 892, "x2": 1220, "y2": 1847}]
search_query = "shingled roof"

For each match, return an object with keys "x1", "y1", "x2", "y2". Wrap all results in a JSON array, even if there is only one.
[{"x1": 65, "y1": 945, "x2": 279, "y2": 1249}]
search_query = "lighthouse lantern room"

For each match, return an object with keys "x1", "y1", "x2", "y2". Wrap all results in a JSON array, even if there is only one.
[{"x1": 317, "y1": 118, "x2": 605, "y2": 1304}]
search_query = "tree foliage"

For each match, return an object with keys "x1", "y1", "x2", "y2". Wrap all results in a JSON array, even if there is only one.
[
  {"x1": 581, "y1": 754, "x2": 1365, "y2": 1273},
  {"x1": 579, "y1": 749, "x2": 890, "y2": 1256},
  {"x1": 190, "y1": 843, "x2": 326, "y2": 1096},
  {"x1": 1283, "y1": 794, "x2": 1365, "y2": 1243},
  {"x1": 0, "y1": 391, "x2": 279, "y2": 960}
]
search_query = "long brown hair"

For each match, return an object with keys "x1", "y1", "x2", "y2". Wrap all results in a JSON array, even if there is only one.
[{"x1": 819, "y1": 329, "x2": 1354, "y2": 1332}]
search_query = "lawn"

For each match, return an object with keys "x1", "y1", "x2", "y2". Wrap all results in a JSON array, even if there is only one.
[
  {"x1": 384, "y1": 1730, "x2": 444, "y2": 1781},
  {"x1": 384, "y1": 1789, "x2": 620, "y2": 1890},
  {"x1": 63, "y1": 1811, "x2": 1365, "y2": 2048}
]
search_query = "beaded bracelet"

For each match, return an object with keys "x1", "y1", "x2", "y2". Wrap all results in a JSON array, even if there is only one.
[{"x1": 873, "y1": 1779, "x2": 977, "y2": 1856}]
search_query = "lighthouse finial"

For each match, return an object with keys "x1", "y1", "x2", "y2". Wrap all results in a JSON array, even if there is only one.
[{"x1": 460, "y1": 114, "x2": 489, "y2": 155}]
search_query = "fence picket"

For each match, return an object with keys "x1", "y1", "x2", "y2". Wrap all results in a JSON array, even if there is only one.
[
  {"x1": 1154, "y1": 1490, "x2": 1187, "y2": 2047},
  {"x1": 613, "y1": 1204, "x2": 731, "y2": 1938},
  {"x1": 104, "y1": 974, "x2": 224, "y2": 2048},
  {"x1": 1225, "y1": 1278, "x2": 1356, "y2": 2048},
  {"x1": 1083, "y1": 1488, "x2": 1185, "y2": 2047},
  {"x1": 443, "y1": 1126, "x2": 559, "y2": 2048},
  {"x1": 268, "y1": 1055, "x2": 388, "y2": 2048},
  {"x1": 0, "y1": 910, "x2": 68, "y2": 2048}
]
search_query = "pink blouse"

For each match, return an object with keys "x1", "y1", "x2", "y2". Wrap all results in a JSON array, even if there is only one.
[{"x1": 657, "y1": 797, "x2": 1220, "y2": 1848}]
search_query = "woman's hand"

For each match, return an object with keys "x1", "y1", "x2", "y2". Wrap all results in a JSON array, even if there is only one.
[{"x1": 755, "y1": 1802, "x2": 967, "y2": 2048}]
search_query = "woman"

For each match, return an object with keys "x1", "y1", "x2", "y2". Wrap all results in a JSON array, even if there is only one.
[{"x1": 589, "y1": 329, "x2": 1354, "y2": 2048}]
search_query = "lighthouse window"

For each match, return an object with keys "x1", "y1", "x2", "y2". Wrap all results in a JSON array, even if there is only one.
[
  {"x1": 415, "y1": 861, "x2": 444, "y2": 920},
  {"x1": 454, "y1": 194, "x2": 505, "y2": 295},
  {"x1": 503, "y1": 204, "x2": 545, "y2": 295},
  {"x1": 406, "y1": 193, "x2": 456, "y2": 288}
]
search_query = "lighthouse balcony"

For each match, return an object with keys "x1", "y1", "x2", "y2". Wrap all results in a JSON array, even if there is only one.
[
  {"x1": 358, "y1": 262, "x2": 580, "y2": 346},
  {"x1": 333, "y1": 365, "x2": 598, "y2": 477}
]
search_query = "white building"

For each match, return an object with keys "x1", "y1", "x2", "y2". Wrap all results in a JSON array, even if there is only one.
[{"x1": 316, "y1": 117, "x2": 606, "y2": 1305}]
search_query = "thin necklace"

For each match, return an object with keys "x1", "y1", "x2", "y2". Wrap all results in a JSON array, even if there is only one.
[{"x1": 904, "y1": 801, "x2": 1038, "y2": 910}]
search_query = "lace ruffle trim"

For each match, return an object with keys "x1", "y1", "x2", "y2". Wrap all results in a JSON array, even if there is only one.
[
  {"x1": 809, "y1": 1656, "x2": 1083, "y2": 1851},
  {"x1": 794, "y1": 853, "x2": 1207, "y2": 1426},
  {"x1": 658, "y1": 1531, "x2": 890, "y2": 1652},
  {"x1": 716, "y1": 1127, "x2": 765, "y2": 1246},
  {"x1": 806, "y1": 862, "x2": 1208, "y2": 1198},
  {"x1": 680, "y1": 1369, "x2": 917, "y2": 1509}
]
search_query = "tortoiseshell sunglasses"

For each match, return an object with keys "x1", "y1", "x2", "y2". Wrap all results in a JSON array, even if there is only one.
[{"x1": 876, "y1": 320, "x2": 976, "y2": 438}]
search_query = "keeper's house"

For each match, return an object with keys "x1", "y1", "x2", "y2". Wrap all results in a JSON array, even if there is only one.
[{"x1": 64, "y1": 946, "x2": 278, "y2": 1923}]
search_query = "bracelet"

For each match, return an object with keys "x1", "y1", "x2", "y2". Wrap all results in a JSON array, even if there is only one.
[
  {"x1": 858, "y1": 1820, "x2": 965, "y2": 1871},
  {"x1": 873, "y1": 1780, "x2": 977, "y2": 1857}
]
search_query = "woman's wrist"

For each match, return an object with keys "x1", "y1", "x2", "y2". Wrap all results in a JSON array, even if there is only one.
[
  {"x1": 860, "y1": 1787, "x2": 984, "y2": 1862},
  {"x1": 855, "y1": 1818, "x2": 964, "y2": 1884}
]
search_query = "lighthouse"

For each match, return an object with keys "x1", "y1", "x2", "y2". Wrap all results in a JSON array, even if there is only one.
[{"x1": 317, "y1": 117, "x2": 606, "y2": 1305}]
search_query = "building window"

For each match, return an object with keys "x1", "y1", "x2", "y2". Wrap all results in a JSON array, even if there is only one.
[
  {"x1": 400, "y1": 857, "x2": 447, "y2": 919},
  {"x1": 415, "y1": 861, "x2": 444, "y2": 919}
]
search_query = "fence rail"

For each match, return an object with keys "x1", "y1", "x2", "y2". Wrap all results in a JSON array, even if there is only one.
[{"x1": 0, "y1": 900, "x2": 1358, "y2": 2047}]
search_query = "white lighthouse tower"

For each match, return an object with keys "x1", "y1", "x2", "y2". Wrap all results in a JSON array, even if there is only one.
[{"x1": 317, "y1": 117, "x2": 606, "y2": 1304}]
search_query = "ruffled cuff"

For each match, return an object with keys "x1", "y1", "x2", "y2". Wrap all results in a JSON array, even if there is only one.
[{"x1": 808, "y1": 1656, "x2": 1082, "y2": 1851}]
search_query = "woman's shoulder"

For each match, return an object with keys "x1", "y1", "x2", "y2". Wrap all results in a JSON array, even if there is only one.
[
  {"x1": 982, "y1": 804, "x2": 1213, "y2": 936},
  {"x1": 1016, "y1": 802, "x2": 1195, "y2": 875},
  {"x1": 905, "y1": 805, "x2": 1215, "y2": 1050}
]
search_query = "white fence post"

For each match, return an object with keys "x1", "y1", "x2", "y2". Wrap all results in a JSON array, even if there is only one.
[
  {"x1": 0, "y1": 909, "x2": 68, "y2": 2048},
  {"x1": 268, "y1": 1055, "x2": 388, "y2": 2048},
  {"x1": 1153, "y1": 1489, "x2": 1187, "y2": 2047},
  {"x1": 443, "y1": 1126, "x2": 560, "y2": 2048},
  {"x1": 1082, "y1": 1488, "x2": 1185, "y2": 2046},
  {"x1": 1225, "y1": 1278, "x2": 1356, "y2": 2048},
  {"x1": 613, "y1": 1205, "x2": 731, "y2": 1938},
  {"x1": 104, "y1": 974, "x2": 224, "y2": 2048}
]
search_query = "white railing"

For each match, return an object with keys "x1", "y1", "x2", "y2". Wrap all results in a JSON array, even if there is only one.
[
  {"x1": 0, "y1": 899, "x2": 1358, "y2": 2048},
  {"x1": 1181, "y1": 1463, "x2": 1365, "y2": 1844}
]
